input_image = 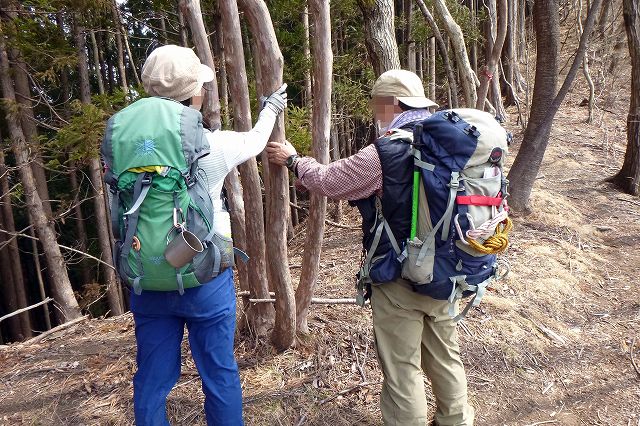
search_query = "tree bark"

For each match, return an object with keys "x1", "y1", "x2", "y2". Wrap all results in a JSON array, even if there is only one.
[
  {"x1": 69, "y1": 169, "x2": 92, "y2": 286},
  {"x1": 0, "y1": 149, "x2": 31, "y2": 340},
  {"x1": 508, "y1": 0, "x2": 603, "y2": 211},
  {"x1": 0, "y1": 36, "x2": 81, "y2": 322},
  {"x1": 415, "y1": 0, "x2": 459, "y2": 108},
  {"x1": 476, "y1": 0, "x2": 507, "y2": 116},
  {"x1": 179, "y1": 0, "x2": 222, "y2": 130},
  {"x1": 356, "y1": 0, "x2": 401, "y2": 75},
  {"x1": 238, "y1": 0, "x2": 296, "y2": 351},
  {"x1": 303, "y1": 4, "x2": 312, "y2": 106},
  {"x1": 90, "y1": 31, "x2": 106, "y2": 96},
  {"x1": 404, "y1": 0, "x2": 416, "y2": 72},
  {"x1": 610, "y1": 0, "x2": 640, "y2": 195},
  {"x1": 74, "y1": 21, "x2": 124, "y2": 316},
  {"x1": 110, "y1": 0, "x2": 129, "y2": 96},
  {"x1": 295, "y1": 0, "x2": 332, "y2": 334},
  {"x1": 432, "y1": 0, "x2": 478, "y2": 107},
  {"x1": 219, "y1": 0, "x2": 275, "y2": 337},
  {"x1": 577, "y1": 0, "x2": 596, "y2": 124}
]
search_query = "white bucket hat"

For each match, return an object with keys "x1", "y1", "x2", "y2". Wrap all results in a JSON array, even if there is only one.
[
  {"x1": 141, "y1": 45, "x2": 215, "y2": 102},
  {"x1": 371, "y1": 69, "x2": 438, "y2": 109}
]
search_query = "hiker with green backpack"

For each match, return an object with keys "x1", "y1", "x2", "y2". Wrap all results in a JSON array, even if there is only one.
[
  {"x1": 101, "y1": 45, "x2": 287, "y2": 425},
  {"x1": 267, "y1": 69, "x2": 511, "y2": 426}
]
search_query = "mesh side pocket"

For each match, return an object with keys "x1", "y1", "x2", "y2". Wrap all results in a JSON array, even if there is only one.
[
  {"x1": 211, "y1": 233, "x2": 234, "y2": 269},
  {"x1": 401, "y1": 236, "x2": 435, "y2": 285}
]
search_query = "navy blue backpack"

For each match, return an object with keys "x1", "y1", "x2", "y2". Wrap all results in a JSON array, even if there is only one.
[{"x1": 359, "y1": 109, "x2": 511, "y2": 320}]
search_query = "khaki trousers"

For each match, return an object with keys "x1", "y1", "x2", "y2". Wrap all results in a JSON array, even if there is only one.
[{"x1": 370, "y1": 278, "x2": 475, "y2": 426}]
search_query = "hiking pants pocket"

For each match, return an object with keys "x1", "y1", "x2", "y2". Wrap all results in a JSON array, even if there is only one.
[{"x1": 402, "y1": 236, "x2": 435, "y2": 285}]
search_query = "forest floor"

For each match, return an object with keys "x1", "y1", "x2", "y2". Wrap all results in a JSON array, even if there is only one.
[{"x1": 1, "y1": 75, "x2": 640, "y2": 426}]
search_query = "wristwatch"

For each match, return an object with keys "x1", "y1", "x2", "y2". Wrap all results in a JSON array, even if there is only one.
[{"x1": 285, "y1": 154, "x2": 299, "y2": 173}]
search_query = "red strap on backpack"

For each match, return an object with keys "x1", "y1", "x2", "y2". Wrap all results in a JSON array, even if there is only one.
[{"x1": 456, "y1": 195, "x2": 503, "y2": 207}]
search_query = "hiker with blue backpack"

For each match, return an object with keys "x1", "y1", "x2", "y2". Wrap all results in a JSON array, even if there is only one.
[
  {"x1": 267, "y1": 69, "x2": 511, "y2": 426},
  {"x1": 101, "y1": 45, "x2": 287, "y2": 425}
]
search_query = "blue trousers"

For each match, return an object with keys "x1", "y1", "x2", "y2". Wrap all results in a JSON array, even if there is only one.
[{"x1": 130, "y1": 268, "x2": 243, "y2": 426}]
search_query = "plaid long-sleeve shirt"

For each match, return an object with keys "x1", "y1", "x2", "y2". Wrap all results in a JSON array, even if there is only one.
[{"x1": 294, "y1": 109, "x2": 431, "y2": 201}]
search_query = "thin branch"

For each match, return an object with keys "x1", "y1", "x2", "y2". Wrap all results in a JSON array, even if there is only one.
[
  {"x1": 0, "y1": 228, "x2": 116, "y2": 270},
  {"x1": 0, "y1": 298, "x2": 53, "y2": 323},
  {"x1": 21, "y1": 315, "x2": 89, "y2": 345}
]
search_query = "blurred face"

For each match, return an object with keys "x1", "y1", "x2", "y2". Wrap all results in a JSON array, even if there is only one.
[
  {"x1": 189, "y1": 87, "x2": 205, "y2": 111},
  {"x1": 371, "y1": 96, "x2": 403, "y2": 135}
]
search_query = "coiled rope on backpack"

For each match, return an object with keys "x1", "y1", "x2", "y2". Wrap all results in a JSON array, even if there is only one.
[{"x1": 466, "y1": 216, "x2": 513, "y2": 254}]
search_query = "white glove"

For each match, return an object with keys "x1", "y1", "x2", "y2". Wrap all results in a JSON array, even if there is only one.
[{"x1": 261, "y1": 83, "x2": 288, "y2": 115}]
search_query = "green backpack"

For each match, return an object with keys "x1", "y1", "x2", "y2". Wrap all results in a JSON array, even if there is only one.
[{"x1": 101, "y1": 97, "x2": 223, "y2": 295}]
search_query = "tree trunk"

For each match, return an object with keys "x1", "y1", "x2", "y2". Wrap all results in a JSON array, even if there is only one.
[
  {"x1": 179, "y1": 0, "x2": 222, "y2": 130},
  {"x1": 238, "y1": 0, "x2": 296, "y2": 351},
  {"x1": 0, "y1": 37, "x2": 81, "y2": 322},
  {"x1": 90, "y1": 31, "x2": 106, "y2": 95},
  {"x1": 429, "y1": 37, "x2": 436, "y2": 101},
  {"x1": 69, "y1": 169, "x2": 92, "y2": 286},
  {"x1": 415, "y1": 0, "x2": 459, "y2": 108},
  {"x1": 405, "y1": 0, "x2": 416, "y2": 72},
  {"x1": 74, "y1": 21, "x2": 124, "y2": 316},
  {"x1": 110, "y1": 0, "x2": 129, "y2": 96},
  {"x1": 476, "y1": 0, "x2": 507, "y2": 116},
  {"x1": 432, "y1": 0, "x2": 478, "y2": 107},
  {"x1": 610, "y1": 0, "x2": 640, "y2": 195},
  {"x1": 577, "y1": 0, "x2": 595, "y2": 124},
  {"x1": 508, "y1": 0, "x2": 603, "y2": 211},
  {"x1": 356, "y1": 0, "x2": 401, "y2": 75},
  {"x1": 177, "y1": 4, "x2": 189, "y2": 47},
  {"x1": 303, "y1": 4, "x2": 312, "y2": 106},
  {"x1": 0, "y1": 207, "x2": 21, "y2": 341},
  {"x1": 295, "y1": 0, "x2": 332, "y2": 335},
  {"x1": 0, "y1": 150, "x2": 31, "y2": 340},
  {"x1": 212, "y1": 13, "x2": 230, "y2": 127},
  {"x1": 219, "y1": 0, "x2": 275, "y2": 337}
]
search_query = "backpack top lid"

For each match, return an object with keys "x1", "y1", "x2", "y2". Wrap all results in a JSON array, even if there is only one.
[
  {"x1": 420, "y1": 109, "x2": 509, "y2": 172},
  {"x1": 101, "y1": 97, "x2": 208, "y2": 178}
]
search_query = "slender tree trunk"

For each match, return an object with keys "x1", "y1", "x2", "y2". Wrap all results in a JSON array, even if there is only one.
[
  {"x1": 177, "y1": 4, "x2": 189, "y2": 47},
  {"x1": 405, "y1": 0, "x2": 416, "y2": 72},
  {"x1": 577, "y1": 0, "x2": 596, "y2": 124},
  {"x1": 90, "y1": 31, "x2": 106, "y2": 95},
  {"x1": 74, "y1": 21, "x2": 124, "y2": 316},
  {"x1": 110, "y1": 0, "x2": 129, "y2": 96},
  {"x1": 212, "y1": 13, "x2": 230, "y2": 127},
  {"x1": 0, "y1": 150, "x2": 31, "y2": 340},
  {"x1": 432, "y1": 0, "x2": 478, "y2": 107},
  {"x1": 28, "y1": 225, "x2": 50, "y2": 330},
  {"x1": 238, "y1": 0, "x2": 295, "y2": 350},
  {"x1": 356, "y1": 0, "x2": 401, "y2": 75},
  {"x1": 476, "y1": 0, "x2": 507, "y2": 117},
  {"x1": 610, "y1": 0, "x2": 640, "y2": 195},
  {"x1": 303, "y1": 4, "x2": 312, "y2": 106},
  {"x1": 469, "y1": 0, "x2": 478, "y2": 73},
  {"x1": 0, "y1": 208, "x2": 21, "y2": 341},
  {"x1": 0, "y1": 37, "x2": 81, "y2": 322},
  {"x1": 219, "y1": 0, "x2": 275, "y2": 337},
  {"x1": 509, "y1": 0, "x2": 603, "y2": 211},
  {"x1": 415, "y1": 0, "x2": 459, "y2": 108},
  {"x1": 179, "y1": 0, "x2": 222, "y2": 130},
  {"x1": 69, "y1": 169, "x2": 92, "y2": 286},
  {"x1": 430, "y1": 37, "x2": 436, "y2": 101},
  {"x1": 295, "y1": 0, "x2": 332, "y2": 334}
]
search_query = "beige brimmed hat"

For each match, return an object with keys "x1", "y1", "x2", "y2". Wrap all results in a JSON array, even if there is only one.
[
  {"x1": 141, "y1": 45, "x2": 215, "y2": 101},
  {"x1": 371, "y1": 69, "x2": 438, "y2": 109}
]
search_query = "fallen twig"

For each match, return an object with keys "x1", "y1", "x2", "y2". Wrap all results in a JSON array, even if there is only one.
[
  {"x1": 22, "y1": 315, "x2": 89, "y2": 345},
  {"x1": 289, "y1": 202, "x2": 360, "y2": 230},
  {"x1": 631, "y1": 337, "x2": 640, "y2": 379},
  {"x1": 524, "y1": 421, "x2": 558, "y2": 426},
  {"x1": 318, "y1": 381, "x2": 381, "y2": 405},
  {"x1": 617, "y1": 197, "x2": 640, "y2": 207},
  {"x1": 0, "y1": 298, "x2": 53, "y2": 323}
]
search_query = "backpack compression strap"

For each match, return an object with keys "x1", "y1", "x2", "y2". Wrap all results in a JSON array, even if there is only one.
[{"x1": 120, "y1": 172, "x2": 153, "y2": 295}]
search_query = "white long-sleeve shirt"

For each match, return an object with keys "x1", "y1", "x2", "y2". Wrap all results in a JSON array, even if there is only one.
[{"x1": 198, "y1": 107, "x2": 277, "y2": 210}]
